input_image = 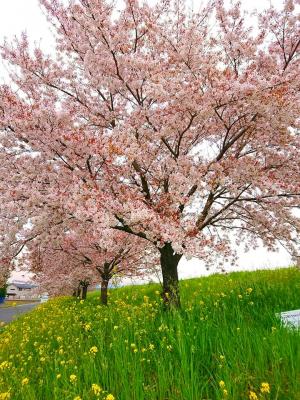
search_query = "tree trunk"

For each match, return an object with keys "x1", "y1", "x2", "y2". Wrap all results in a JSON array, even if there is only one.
[
  {"x1": 159, "y1": 242, "x2": 182, "y2": 308},
  {"x1": 81, "y1": 284, "x2": 88, "y2": 300},
  {"x1": 101, "y1": 278, "x2": 109, "y2": 305},
  {"x1": 76, "y1": 285, "x2": 81, "y2": 298}
]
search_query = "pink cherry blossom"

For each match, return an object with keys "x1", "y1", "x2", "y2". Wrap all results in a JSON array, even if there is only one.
[{"x1": 0, "y1": 0, "x2": 299, "y2": 307}]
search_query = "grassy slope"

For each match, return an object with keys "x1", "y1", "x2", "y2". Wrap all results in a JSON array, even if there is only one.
[{"x1": 0, "y1": 268, "x2": 300, "y2": 400}]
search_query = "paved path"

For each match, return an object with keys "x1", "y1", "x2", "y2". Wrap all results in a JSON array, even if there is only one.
[{"x1": 0, "y1": 303, "x2": 39, "y2": 324}]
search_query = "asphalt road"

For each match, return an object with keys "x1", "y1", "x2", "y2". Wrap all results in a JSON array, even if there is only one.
[{"x1": 0, "y1": 303, "x2": 39, "y2": 324}]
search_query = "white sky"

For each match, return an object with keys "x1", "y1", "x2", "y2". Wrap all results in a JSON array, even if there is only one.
[{"x1": 0, "y1": 0, "x2": 292, "y2": 282}]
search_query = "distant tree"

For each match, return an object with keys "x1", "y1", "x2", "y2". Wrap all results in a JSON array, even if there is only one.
[
  {"x1": 26, "y1": 213, "x2": 158, "y2": 304},
  {"x1": 0, "y1": 0, "x2": 299, "y2": 307}
]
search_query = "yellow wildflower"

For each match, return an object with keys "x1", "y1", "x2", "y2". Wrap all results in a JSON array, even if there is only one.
[
  {"x1": 56, "y1": 374, "x2": 61, "y2": 379},
  {"x1": 92, "y1": 383, "x2": 102, "y2": 395},
  {"x1": 0, "y1": 393, "x2": 10, "y2": 400},
  {"x1": 219, "y1": 380, "x2": 225, "y2": 389},
  {"x1": 106, "y1": 395, "x2": 115, "y2": 400},
  {"x1": 149, "y1": 343, "x2": 155, "y2": 350},
  {"x1": 74, "y1": 397, "x2": 82, "y2": 400},
  {"x1": 90, "y1": 346, "x2": 98, "y2": 355},
  {"x1": 0, "y1": 361, "x2": 9, "y2": 370},
  {"x1": 84, "y1": 323, "x2": 91, "y2": 332},
  {"x1": 249, "y1": 391, "x2": 258, "y2": 400},
  {"x1": 70, "y1": 374, "x2": 77, "y2": 383},
  {"x1": 223, "y1": 389, "x2": 228, "y2": 397},
  {"x1": 246, "y1": 288, "x2": 253, "y2": 294},
  {"x1": 260, "y1": 382, "x2": 270, "y2": 394},
  {"x1": 22, "y1": 378, "x2": 29, "y2": 386}
]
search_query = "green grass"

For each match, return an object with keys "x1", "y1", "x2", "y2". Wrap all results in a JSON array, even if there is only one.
[{"x1": 1, "y1": 267, "x2": 300, "y2": 400}]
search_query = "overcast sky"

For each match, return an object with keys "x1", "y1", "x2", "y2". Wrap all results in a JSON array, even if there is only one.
[{"x1": 0, "y1": 0, "x2": 292, "y2": 281}]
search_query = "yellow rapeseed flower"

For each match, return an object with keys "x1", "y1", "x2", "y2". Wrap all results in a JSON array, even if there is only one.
[
  {"x1": 260, "y1": 382, "x2": 270, "y2": 393},
  {"x1": 249, "y1": 391, "x2": 258, "y2": 400},
  {"x1": 219, "y1": 380, "x2": 225, "y2": 389},
  {"x1": 106, "y1": 395, "x2": 115, "y2": 400},
  {"x1": 70, "y1": 374, "x2": 77, "y2": 383},
  {"x1": 223, "y1": 389, "x2": 228, "y2": 397},
  {"x1": 84, "y1": 323, "x2": 91, "y2": 332},
  {"x1": 91, "y1": 383, "x2": 102, "y2": 395},
  {"x1": 0, "y1": 361, "x2": 9, "y2": 370},
  {"x1": 90, "y1": 346, "x2": 98, "y2": 355},
  {"x1": 22, "y1": 378, "x2": 29, "y2": 386},
  {"x1": 0, "y1": 393, "x2": 10, "y2": 400},
  {"x1": 56, "y1": 374, "x2": 61, "y2": 379},
  {"x1": 74, "y1": 397, "x2": 82, "y2": 400}
]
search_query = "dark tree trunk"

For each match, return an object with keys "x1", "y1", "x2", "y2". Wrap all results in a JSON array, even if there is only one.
[
  {"x1": 101, "y1": 278, "x2": 109, "y2": 306},
  {"x1": 76, "y1": 285, "x2": 81, "y2": 298},
  {"x1": 159, "y1": 242, "x2": 182, "y2": 308},
  {"x1": 81, "y1": 284, "x2": 88, "y2": 300}
]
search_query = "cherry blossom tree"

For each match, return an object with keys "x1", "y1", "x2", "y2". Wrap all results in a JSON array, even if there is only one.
[
  {"x1": 30, "y1": 246, "x2": 98, "y2": 298},
  {"x1": 25, "y1": 213, "x2": 158, "y2": 303},
  {"x1": 0, "y1": 0, "x2": 300, "y2": 307}
]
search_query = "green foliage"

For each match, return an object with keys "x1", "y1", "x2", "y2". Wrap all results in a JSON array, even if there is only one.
[
  {"x1": 1, "y1": 268, "x2": 300, "y2": 400},
  {"x1": 0, "y1": 286, "x2": 7, "y2": 298}
]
